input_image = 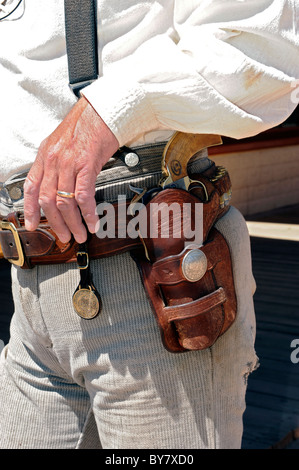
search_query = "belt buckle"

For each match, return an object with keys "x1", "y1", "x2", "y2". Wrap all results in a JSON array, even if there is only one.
[{"x1": 0, "y1": 220, "x2": 24, "y2": 266}]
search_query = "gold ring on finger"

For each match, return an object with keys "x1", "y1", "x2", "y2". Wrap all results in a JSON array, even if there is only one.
[{"x1": 56, "y1": 190, "x2": 75, "y2": 199}]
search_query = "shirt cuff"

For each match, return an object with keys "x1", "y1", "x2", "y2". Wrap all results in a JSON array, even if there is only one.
[{"x1": 81, "y1": 76, "x2": 159, "y2": 147}]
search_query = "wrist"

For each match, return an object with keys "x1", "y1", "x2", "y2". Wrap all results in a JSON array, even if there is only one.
[{"x1": 81, "y1": 96, "x2": 120, "y2": 160}]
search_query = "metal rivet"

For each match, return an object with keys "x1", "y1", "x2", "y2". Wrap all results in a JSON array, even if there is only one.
[
  {"x1": 124, "y1": 152, "x2": 140, "y2": 168},
  {"x1": 8, "y1": 185, "x2": 23, "y2": 201},
  {"x1": 181, "y1": 249, "x2": 208, "y2": 282}
]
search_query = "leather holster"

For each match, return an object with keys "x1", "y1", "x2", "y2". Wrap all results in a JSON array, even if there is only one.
[{"x1": 132, "y1": 176, "x2": 237, "y2": 353}]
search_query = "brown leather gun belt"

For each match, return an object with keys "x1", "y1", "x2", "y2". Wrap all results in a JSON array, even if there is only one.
[{"x1": 0, "y1": 163, "x2": 231, "y2": 269}]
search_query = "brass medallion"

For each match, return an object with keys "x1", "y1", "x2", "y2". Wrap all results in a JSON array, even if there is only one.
[{"x1": 72, "y1": 288, "x2": 100, "y2": 319}]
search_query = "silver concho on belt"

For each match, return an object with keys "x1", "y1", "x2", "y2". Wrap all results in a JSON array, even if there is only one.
[{"x1": 0, "y1": 0, "x2": 23, "y2": 20}]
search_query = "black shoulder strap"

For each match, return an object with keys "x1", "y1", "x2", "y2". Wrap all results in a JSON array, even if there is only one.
[{"x1": 64, "y1": 0, "x2": 98, "y2": 97}]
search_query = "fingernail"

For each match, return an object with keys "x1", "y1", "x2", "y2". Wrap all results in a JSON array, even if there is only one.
[
  {"x1": 57, "y1": 233, "x2": 71, "y2": 244},
  {"x1": 25, "y1": 221, "x2": 33, "y2": 231}
]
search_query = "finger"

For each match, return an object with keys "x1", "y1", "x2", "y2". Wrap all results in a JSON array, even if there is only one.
[
  {"x1": 56, "y1": 192, "x2": 88, "y2": 243},
  {"x1": 74, "y1": 168, "x2": 98, "y2": 234},
  {"x1": 24, "y1": 159, "x2": 44, "y2": 231},
  {"x1": 56, "y1": 165, "x2": 90, "y2": 243},
  {"x1": 38, "y1": 170, "x2": 73, "y2": 244}
]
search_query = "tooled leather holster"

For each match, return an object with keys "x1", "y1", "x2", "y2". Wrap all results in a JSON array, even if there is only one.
[{"x1": 131, "y1": 133, "x2": 237, "y2": 353}]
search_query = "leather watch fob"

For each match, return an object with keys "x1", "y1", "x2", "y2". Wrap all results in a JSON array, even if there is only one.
[{"x1": 72, "y1": 244, "x2": 102, "y2": 319}]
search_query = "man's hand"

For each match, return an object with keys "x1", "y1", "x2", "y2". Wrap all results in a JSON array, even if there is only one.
[{"x1": 24, "y1": 97, "x2": 119, "y2": 244}]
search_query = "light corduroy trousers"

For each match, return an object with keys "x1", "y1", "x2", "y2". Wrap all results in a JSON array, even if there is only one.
[{"x1": 0, "y1": 204, "x2": 258, "y2": 449}]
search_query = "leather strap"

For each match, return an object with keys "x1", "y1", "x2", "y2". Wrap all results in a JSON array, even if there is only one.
[
  {"x1": 144, "y1": 237, "x2": 221, "y2": 285},
  {"x1": 0, "y1": 204, "x2": 141, "y2": 267},
  {"x1": 162, "y1": 288, "x2": 226, "y2": 323},
  {"x1": 64, "y1": 0, "x2": 98, "y2": 97}
]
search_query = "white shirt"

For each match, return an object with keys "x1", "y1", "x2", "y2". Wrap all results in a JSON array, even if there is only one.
[{"x1": 0, "y1": 0, "x2": 299, "y2": 182}]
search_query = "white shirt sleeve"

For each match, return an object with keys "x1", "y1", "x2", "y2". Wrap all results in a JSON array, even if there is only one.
[{"x1": 82, "y1": 0, "x2": 299, "y2": 147}]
